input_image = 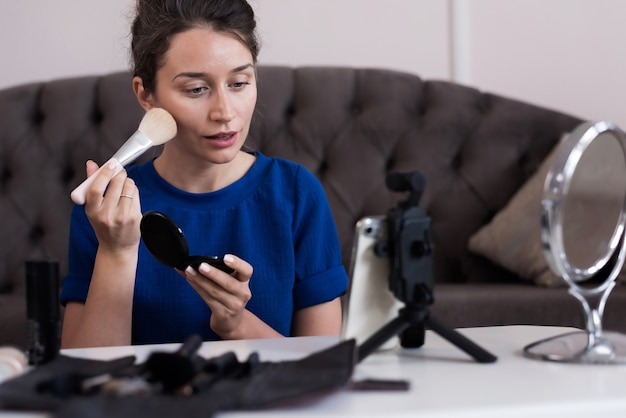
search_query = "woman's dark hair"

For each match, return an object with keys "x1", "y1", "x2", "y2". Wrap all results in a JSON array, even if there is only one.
[{"x1": 131, "y1": 0, "x2": 260, "y2": 93}]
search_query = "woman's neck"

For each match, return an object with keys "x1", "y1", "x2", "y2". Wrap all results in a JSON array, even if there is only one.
[{"x1": 153, "y1": 149, "x2": 256, "y2": 193}]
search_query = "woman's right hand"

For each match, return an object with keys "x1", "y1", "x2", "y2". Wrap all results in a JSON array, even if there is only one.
[
  {"x1": 83, "y1": 159, "x2": 142, "y2": 251},
  {"x1": 61, "y1": 160, "x2": 142, "y2": 348}
]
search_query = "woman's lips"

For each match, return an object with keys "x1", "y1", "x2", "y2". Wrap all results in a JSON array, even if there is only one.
[{"x1": 205, "y1": 131, "x2": 238, "y2": 148}]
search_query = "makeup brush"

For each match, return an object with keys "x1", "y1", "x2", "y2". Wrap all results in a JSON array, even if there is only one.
[{"x1": 70, "y1": 108, "x2": 177, "y2": 204}]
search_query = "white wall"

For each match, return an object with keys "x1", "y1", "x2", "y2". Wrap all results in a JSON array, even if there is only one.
[
  {"x1": 2, "y1": 0, "x2": 626, "y2": 128},
  {"x1": 252, "y1": 0, "x2": 450, "y2": 79},
  {"x1": 456, "y1": 0, "x2": 626, "y2": 130},
  {"x1": 1, "y1": 0, "x2": 134, "y2": 87}
]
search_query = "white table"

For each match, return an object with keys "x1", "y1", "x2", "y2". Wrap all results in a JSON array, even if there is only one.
[{"x1": 3, "y1": 325, "x2": 626, "y2": 417}]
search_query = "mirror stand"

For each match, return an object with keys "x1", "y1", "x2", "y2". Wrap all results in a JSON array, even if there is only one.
[{"x1": 524, "y1": 280, "x2": 626, "y2": 364}]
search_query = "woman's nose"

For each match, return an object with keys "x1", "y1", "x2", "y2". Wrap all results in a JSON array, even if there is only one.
[{"x1": 209, "y1": 89, "x2": 235, "y2": 122}]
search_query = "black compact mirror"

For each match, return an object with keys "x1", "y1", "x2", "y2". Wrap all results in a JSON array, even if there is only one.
[{"x1": 140, "y1": 211, "x2": 234, "y2": 274}]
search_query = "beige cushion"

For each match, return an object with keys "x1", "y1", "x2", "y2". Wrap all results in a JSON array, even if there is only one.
[{"x1": 468, "y1": 136, "x2": 626, "y2": 287}]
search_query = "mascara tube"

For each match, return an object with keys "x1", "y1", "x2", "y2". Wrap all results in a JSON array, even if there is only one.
[{"x1": 25, "y1": 260, "x2": 61, "y2": 365}]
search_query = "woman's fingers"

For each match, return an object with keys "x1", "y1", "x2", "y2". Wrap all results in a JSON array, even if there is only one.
[
  {"x1": 86, "y1": 160, "x2": 100, "y2": 176},
  {"x1": 222, "y1": 254, "x2": 253, "y2": 282},
  {"x1": 84, "y1": 159, "x2": 125, "y2": 208},
  {"x1": 185, "y1": 259, "x2": 252, "y2": 306}
]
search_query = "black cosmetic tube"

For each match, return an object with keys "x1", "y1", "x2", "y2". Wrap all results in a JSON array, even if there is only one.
[{"x1": 25, "y1": 260, "x2": 60, "y2": 365}]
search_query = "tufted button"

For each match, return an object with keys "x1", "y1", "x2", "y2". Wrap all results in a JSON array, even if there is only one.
[
  {"x1": 92, "y1": 108, "x2": 103, "y2": 124},
  {"x1": 317, "y1": 161, "x2": 328, "y2": 178},
  {"x1": 1, "y1": 166, "x2": 10, "y2": 190},
  {"x1": 518, "y1": 153, "x2": 529, "y2": 170},
  {"x1": 451, "y1": 152, "x2": 463, "y2": 171},
  {"x1": 285, "y1": 104, "x2": 295, "y2": 118},
  {"x1": 33, "y1": 108, "x2": 44, "y2": 126},
  {"x1": 29, "y1": 225, "x2": 45, "y2": 243},
  {"x1": 61, "y1": 165, "x2": 75, "y2": 185}
]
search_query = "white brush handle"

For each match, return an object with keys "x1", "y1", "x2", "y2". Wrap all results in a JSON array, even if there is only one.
[
  {"x1": 70, "y1": 131, "x2": 153, "y2": 205},
  {"x1": 70, "y1": 158, "x2": 124, "y2": 204}
]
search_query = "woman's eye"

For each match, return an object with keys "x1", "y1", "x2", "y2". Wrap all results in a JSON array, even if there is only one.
[
  {"x1": 185, "y1": 86, "x2": 207, "y2": 95},
  {"x1": 231, "y1": 81, "x2": 251, "y2": 89}
]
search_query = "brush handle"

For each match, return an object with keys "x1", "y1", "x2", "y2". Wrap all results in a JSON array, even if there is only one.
[
  {"x1": 70, "y1": 158, "x2": 123, "y2": 205},
  {"x1": 70, "y1": 130, "x2": 152, "y2": 205}
]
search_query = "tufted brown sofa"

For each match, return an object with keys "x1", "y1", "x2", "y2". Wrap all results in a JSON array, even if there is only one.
[{"x1": 2, "y1": 66, "x2": 626, "y2": 348}]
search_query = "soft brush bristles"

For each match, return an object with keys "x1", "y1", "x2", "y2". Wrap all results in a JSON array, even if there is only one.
[
  {"x1": 69, "y1": 107, "x2": 177, "y2": 205},
  {"x1": 139, "y1": 108, "x2": 177, "y2": 145}
]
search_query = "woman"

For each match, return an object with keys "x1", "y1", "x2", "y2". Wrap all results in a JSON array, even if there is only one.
[{"x1": 60, "y1": 0, "x2": 347, "y2": 348}]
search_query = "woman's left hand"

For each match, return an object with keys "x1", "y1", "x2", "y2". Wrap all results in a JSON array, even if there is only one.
[{"x1": 181, "y1": 254, "x2": 253, "y2": 338}]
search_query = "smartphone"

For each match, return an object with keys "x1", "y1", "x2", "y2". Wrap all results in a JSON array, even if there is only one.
[{"x1": 341, "y1": 216, "x2": 403, "y2": 350}]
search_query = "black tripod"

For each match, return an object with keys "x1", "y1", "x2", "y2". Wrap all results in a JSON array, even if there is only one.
[
  {"x1": 357, "y1": 172, "x2": 497, "y2": 364},
  {"x1": 357, "y1": 293, "x2": 497, "y2": 363}
]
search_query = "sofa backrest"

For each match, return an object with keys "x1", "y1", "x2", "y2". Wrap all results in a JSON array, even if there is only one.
[{"x1": 0, "y1": 66, "x2": 583, "y2": 294}]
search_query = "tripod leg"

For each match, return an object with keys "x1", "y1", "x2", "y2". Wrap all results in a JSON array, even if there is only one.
[
  {"x1": 358, "y1": 315, "x2": 410, "y2": 363},
  {"x1": 426, "y1": 316, "x2": 497, "y2": 363}
]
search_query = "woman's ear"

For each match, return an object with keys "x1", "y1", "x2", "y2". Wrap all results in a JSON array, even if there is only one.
[{"x1": 133, "y1": 76, "x2": 154, "y2": 111}]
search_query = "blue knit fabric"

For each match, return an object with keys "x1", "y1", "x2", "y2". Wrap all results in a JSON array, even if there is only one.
[{"x1": 61, "y1": 152, "x2": 348, "y2": 344}]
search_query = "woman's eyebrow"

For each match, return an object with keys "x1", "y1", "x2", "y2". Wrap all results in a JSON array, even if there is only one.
[
  {"x1": 172, "y1": 64, "x2": 254, "y2": 82},
  {"x1": 172, "y1": 72, "x2": 207, "y2": 81},
  {"x1": 231, "y1": 63, "x2": 254, "y2": 74}
]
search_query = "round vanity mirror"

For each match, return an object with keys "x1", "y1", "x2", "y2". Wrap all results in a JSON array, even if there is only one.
[{"x1": 524, "y1": 121, "x2": 626, "y2": 364}]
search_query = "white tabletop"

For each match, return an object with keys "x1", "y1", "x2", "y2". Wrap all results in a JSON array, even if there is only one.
[{"x1": 3, "y1": 325, "x2": 626, "y2": 417}]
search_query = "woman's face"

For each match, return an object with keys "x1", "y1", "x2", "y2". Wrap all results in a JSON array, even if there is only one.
[{"x1": 147, "y1": 27, "x2": 257, "y2": 165}]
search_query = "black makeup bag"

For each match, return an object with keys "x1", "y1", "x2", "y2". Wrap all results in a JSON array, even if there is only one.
[{"x1": 0, "y1": 338, "x2": 355, "y2": 418}]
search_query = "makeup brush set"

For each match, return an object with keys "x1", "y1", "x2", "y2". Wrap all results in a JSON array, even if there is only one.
[{"x1": 0, "y1": 337, "x2": 355, "y2": 417}]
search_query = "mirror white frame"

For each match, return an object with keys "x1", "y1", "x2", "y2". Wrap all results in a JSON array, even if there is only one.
[{"x1": 524, "y1": 121, "x2": 626, "y2": 364}]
